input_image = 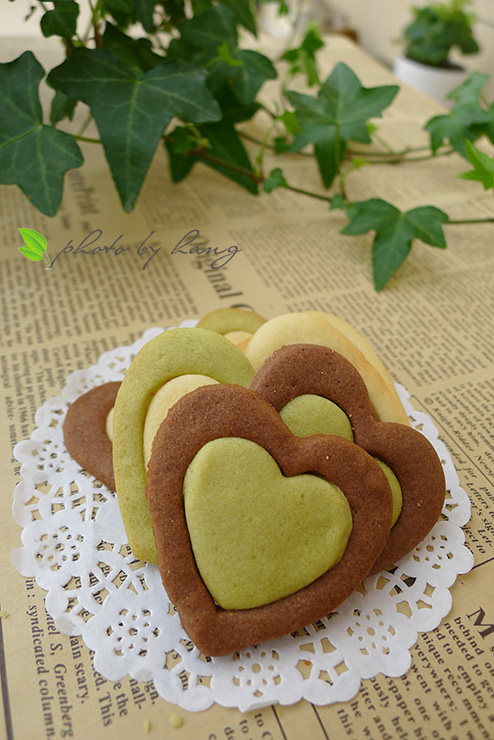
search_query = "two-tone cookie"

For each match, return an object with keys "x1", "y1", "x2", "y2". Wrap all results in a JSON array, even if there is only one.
[
  {"x1": 250, "y1": 344, "x2": 446, "y2": 573},
  {"x1": 146, "y1": 384, "x2": 393, "y2": 655}
]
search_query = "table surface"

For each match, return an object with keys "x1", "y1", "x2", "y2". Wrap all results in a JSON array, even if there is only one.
[{"x1": 1, "y1": 31, "x2": 493, "y2": 740}]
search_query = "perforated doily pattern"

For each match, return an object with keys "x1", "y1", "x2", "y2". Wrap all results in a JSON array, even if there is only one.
[{"x1": 12, "y1": 322, "x2": 473, "y2": 711}]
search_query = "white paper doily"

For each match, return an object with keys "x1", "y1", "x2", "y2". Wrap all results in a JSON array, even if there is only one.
[{"x1": 12, "y1": 321, "x2": 474, "y2": 712}]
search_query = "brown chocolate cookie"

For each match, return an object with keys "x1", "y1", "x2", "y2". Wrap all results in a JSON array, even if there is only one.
[
  {"x1": 250, "y1": 344, "x2": 446, "y2": 573},
  {"x1": 146, "y1": 383, "x2": 393, "y2": 656},
  {"x1": 63, "y1": 382, "x2": 121, "y2": 491}
]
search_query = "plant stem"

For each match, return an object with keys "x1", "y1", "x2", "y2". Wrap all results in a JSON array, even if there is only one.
[
  {"x1": 240, "y1": 131, "x2": 313, "y2": 156},
  {"x1": 355, "y1": 148, "x2": 455, "y2": 165},
  {"x1": 254, "y1": 121, "x2": 278, "y2": 177},
  {"x1": 74, "y1": 134, "x2": 101, "y2": 143},
  {"x1": 348, "y1": 145, "x2": 444, "y2": 157},
  {"x1": 372, "y1": 131, "x2": 399, "y2": 156},
  {"x1": 258, "y1": 102, "x2": 278, "y2": 120},
  {"x1": 77, "y1": 111, "x2": 94, "y2": 137},
  {"x1": 446, "y1": 217, "x2": 494, "y2": 224},
  {"x1": 281, "y1": 183, "x2": 333, "y2": 202},
  {"x1": 192, "y1": 149, "x2": 262, "y2": 181}
]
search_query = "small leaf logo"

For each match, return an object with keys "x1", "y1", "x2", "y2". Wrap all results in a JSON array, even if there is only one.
[{"x1": 18, "y1": 228, "x2": 52, "y2": 268}]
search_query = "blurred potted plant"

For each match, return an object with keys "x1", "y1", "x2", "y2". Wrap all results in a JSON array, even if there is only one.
[{"x1": 394, "y1": 0, "x2": 481, "y2": 104}]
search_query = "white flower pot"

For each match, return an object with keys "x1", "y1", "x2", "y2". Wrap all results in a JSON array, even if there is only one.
[{"x1": 393, "y1": 55, "x2": 469, "y2": 106}]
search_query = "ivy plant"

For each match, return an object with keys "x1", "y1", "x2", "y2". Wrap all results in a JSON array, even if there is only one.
[{"x1": 1, "y1": 0, "x2": 493, "y2": 289}]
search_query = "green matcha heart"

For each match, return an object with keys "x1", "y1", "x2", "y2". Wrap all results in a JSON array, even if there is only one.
[
  {"x1": 280, "y1": 394, "x2": 353, "y2": 441},
  {"x1": 279, "y1": 394, "x2": 402, "y2": 526},
  {"x1": 184, "y1": 437, "x2": 352, "y2": 611}
]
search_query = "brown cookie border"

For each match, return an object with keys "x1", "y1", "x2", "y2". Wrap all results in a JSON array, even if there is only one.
[
  {"x1": 63, "y1": 382, "x2": 121, "y2": 491},
  {"x1": 146, "y1": 383, "x2": 392, "y2": 656},
  {"x1": 249, "y1": 344, "x2": 446, "y2": 573}
]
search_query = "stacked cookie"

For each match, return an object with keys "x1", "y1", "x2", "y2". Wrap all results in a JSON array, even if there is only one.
[{"x1": 64, "y1": 309, "x2": 445, "y2": 655}]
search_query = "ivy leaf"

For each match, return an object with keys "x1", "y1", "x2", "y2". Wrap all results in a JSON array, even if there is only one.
[
  {"x1": 329, "y1": 192, "x2": 346, "y2": 211},
  {"x1": 190, "y1": 0, "x2": 212, "y2": 14},
  {"x1": 231, "y1": 50, "x2": 276, "y2": 104},
  {"x1": 221, "y1": 0, "x2": 257, "y2": 36},
  {"x1": 50, "y1": 88, "x2": 78, "y2": 125},
  {"x1": 281, "y1": 25, "x2": 324, "y2": 86},
  {"x1": 214, "y1": 87, "x2": 259, "y2": 124},
  {"x1": 40, "y1": 0, "x2": 79, "y2": 38},
  {"x1": 18, "y1": 227, "x2": 47, "y2": 260},
  {"x1": 179, "y1": 5, "x2": 237, "y2": 54},
  {"x1": 208, "y1": 49, "x2": 276, "y2": 105},
  {"x1": 165, "y1": 126, "x2": 197, "y2": 182},
  {"x1": 425, "y1": 104, "x2": 488, "y2": 157},
  {"x1": 274, "y1": 136, "x2": 290, "y2": 153},
  {"x1": 263, "y1": 167, "x2": 287, "y2": 193},
  {"x1": 166, "y1": 119, "x2": 258, "y2": 193},
  {"x1": 163, "y1": 0, "x2": 186, "y2": 22},
  {"x1": 447, "y1": 71, "x2": 490, "y2": 107},
  {"x1": 133, "y1": 0, "x2": 156, "y2": 32},
  {"x1": 482, "y1": 102, "x2": 494, "y2": 146},
  {"x1": 47, "y1": 48, "x2": 221, "y2": 211},
  {"x1": 279, "y1": 110, "x2": 300, "y2": 135},
  {"x1": 198, "y1": 119, "x2": 258, "y2": 193},
  {"x1": 458, "y1": 140, "x2": 494, "y2": 190},
  {"x1": 0, "y1": 52, "x2": 83, "y2": 216},
  {"x1": 286, "y1": 62, "x2": 399, "y2": 188},
  {"x1": 341, "y1": 198, "x2": 448, "y2": 290},
  {"x1": 105, "y1": 0, "x2": 134, "y2": 15},
  {"x1": 102, "y1": 23, "x2": 162, "y2": 74}
]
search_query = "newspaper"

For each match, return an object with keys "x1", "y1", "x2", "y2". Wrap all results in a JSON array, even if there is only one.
[{"x1": 1, "y1": 34, "x2": 493, "y2": 739}]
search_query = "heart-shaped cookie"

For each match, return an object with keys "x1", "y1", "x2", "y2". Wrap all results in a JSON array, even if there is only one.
[
  {"x1": 112, "y1": 327, "x2": 255, "y2": 562},
  {"x1": 196, "y1": 307, "x2": 266, "y2": 348},
  {"x1": 146, "y1": 383, "x2": 393, "y2": 655},
  {"x1": 250, "y1": 344, "x2": 446, "y2": 573},
  {"x1": 184, "y1": 437, "x2": 353, "y2": 610},
  {"x1": 244, "y1": 312, "x2": 410, "y2": 425},
  {"x1": 63, "y1": 382, "x2": 121, "y2": 490}
]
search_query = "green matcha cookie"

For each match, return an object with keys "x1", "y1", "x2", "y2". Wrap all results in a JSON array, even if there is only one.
[
  {"x1": 184, "y1": 437, "x2": 352, "y2": 610},
  {"x1": 112, "y1": 327, "x2": 255, "y2": 562},
  {"x1": 279, "y1": 394, "x2": 403, "y2": 526}
]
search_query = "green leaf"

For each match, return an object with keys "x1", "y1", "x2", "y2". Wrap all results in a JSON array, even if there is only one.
[
  {"x1": 47, "y1": 48, "x2": 221, "y2": 212},
  {"x1": 18, "y1": 246, "x2": 43, "y2": 261},
  {"x1": 0, "y1": 52, "x2": 83, "y2": 216},
  {"x1": 216, "y1": 42, "x2": 244, "y2": 67},
  {"x1": 165, "y1": 127, "x2": 197, "y2": 182},
  {"x1": 133, "y1": 0, "x2": 156, "y2": 32},
  {"x1": 179, "y1": 5, "x2": 237, "y2": 54},
  {"x1": 40, "y1": 0, "x2": 79, "y2": 38},
  {"x1": 190, "y1": 0, "x2": 213, "y2": 14},
  {"x1": 425, "y1": 104, "x2": 488, "y2": 157},
  {"x1": 329, "y1": 192, "x2": 346, "y2": 211},
  {"x1": 207, "y1": 49, "x2": 276, "y2": 105},
  {"x1": 221, "y1": 0, "x2": 257, "y2": 36},
  {"x1": 199, "y1": 119, "x2": 258, "y2": 194},
  {"x1": 163, "y1": 0, "x2": 186, "y2": 22},
  {"x1": 274, "y1": 136, "x2": 290, "y2": 153},
  {"x1": 102, "y1": 23, "x2": 162, "y2": 74},
  {"x1": 214, "y1": 87, "x2": 259, "y2": 124},
  {"x1": 229, "y1": 50, "x2": 276, "y2": 104},
  {"x1": 482, "y1": 102, "x2": 494, "y2": 146},
  {"x1": 279, "y1": 109, "x2": 300, "y2": 135},
  {"x1": 104, "y1": 0, "x2": 134, "y2": 14},
  {"x1": 447, "y1": 71, "x2": 490, "y2": 106},
  {"x1": 457, "y1": 140, "x2": 494, "y2": 190},
  {"x1": 50, "y1": 88, "x2": 78, "y2": 125},
  {"x1": 263, "y1": 167, "x2": 287, "y2": 193},
  {"x1": 18, "y1": 227, "x2": 47, "y2": 255},
  {"x1": 341, "y1": 198, "x2": 448, "y2": 290},
  {"x1": 281, "y1": 25, "x2": 324, "y2": 87},
  {"x1": 286, "y1": 63, "x2": 399, "y2": 188}
]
